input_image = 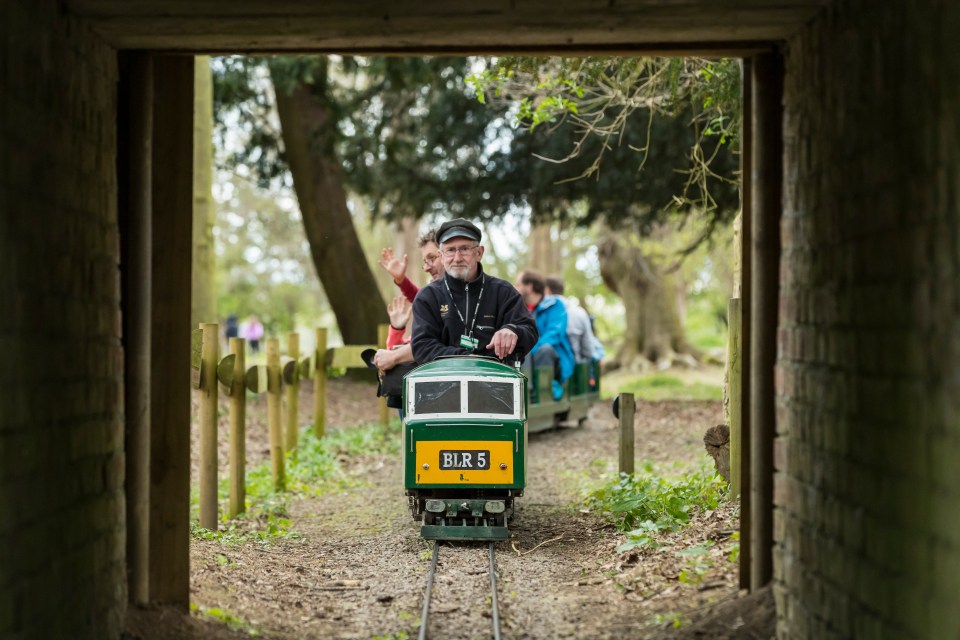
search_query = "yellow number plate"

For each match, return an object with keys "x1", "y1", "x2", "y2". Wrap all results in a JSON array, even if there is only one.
[{"x1": 416, "y1": 440, "x2": 514, "y2": 485}]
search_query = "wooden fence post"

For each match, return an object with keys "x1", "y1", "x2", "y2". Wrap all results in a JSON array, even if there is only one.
[
  {"x1": 228, "y1": 337, "x2": 246, "y2": 518},
  {"x1": 285, "y1": 332, "x2": 300, "y2": 453},
  {"x1": 266, "y1": 338, "x2": 285, "y2": 491},
  {"x1": 314, "y1": 327, "x2": 328, "y2": 438},
  {"x1": 618, "y1": 393, "x2": 636, "y2": 476},
  {"x1": 198, "y1": 323, "x2": 219, "y2": 530},
  {"x1": 378, "y1": 323, "x2": 389, "y2": 427},
  {"x1": 728, "y1": 298, "x2": 743, "y2": 498}
]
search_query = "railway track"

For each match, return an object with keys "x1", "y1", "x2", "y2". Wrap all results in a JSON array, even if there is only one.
[{"x1": 418, "y1": 540, "x2": 502, "y2": 640}]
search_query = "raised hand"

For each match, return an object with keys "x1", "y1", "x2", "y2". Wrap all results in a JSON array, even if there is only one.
[
  {"x1": 377, "y1": 247, "x2": 409, "y2": 284},
  {"x1": 387, "y1": 295, "x2": 413, "y2": 330}
]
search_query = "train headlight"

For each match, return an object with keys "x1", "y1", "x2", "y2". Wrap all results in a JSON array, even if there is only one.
[
  {"x1": 484, "y1": 500, "x2": 506, "y2": 514},
  {"x1": 425, "y1": 499, "x2": 446, "y2": 513}
]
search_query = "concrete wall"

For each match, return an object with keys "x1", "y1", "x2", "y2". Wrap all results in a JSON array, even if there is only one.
[
  {"x1": 0, "y1": 3, "x2": 125, "y2": 639},
  {"x1": 778, "y1": 1, "x2": 960, "y2": 637}
]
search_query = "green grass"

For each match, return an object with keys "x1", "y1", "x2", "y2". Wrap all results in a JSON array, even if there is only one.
[
  {"x1": 190, "y1": 603, "x2": 260, "y2": 636},
  {"x1": 191, "y1": 420, "x2": 401, "y2": 545},
  {"x1": 607, "y1": 373, "x2": 722, "y2": 401},
  {"x1": 584, "y1": 462, "x2": 726, "y2": 552}
]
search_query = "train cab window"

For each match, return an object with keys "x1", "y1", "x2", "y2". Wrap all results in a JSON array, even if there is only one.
[
  {"x1": 467, "y1": 380, "x2": 514, "y2": 415},
  {"x1": 413, "y1": 380, "x2": 461, "y2": 414}
]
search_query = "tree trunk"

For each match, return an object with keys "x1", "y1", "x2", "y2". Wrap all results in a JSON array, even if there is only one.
[
  {"x1": 529, "y1": 220, "x2": 561, "y2": 275},
  {"x1": 398, "y1": 216, "x2": 421, "y2": 285},
  {"x1": 598, "y1": 229, "x2": 694, "y2": 371},
  {"x1": 272, "y1": 66, "x2": 386, "y2": 344},
  {"x1": 191, "y1": 56, "x2": 216, "y2": 328}
]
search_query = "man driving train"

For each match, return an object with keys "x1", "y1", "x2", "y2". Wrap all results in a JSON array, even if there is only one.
[{"x1": 411, "y1": 218, "x2": 538, "y2": 365}]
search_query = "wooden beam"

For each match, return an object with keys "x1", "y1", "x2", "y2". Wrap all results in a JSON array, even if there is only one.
[
  {"x1": 749, "y1": 51, "x2": 782, "y2": 590},
  {"x1": 149, "y1": 54, "x2": 194, "y2": 608},
  {"x1": 62, "y1": 0, "x2": 826, "y2": 51},
  {"x1": 118, "y1": 50, "x2": 153, "y2": 606}
]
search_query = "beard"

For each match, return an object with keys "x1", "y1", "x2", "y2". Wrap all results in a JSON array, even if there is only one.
[{"x1": 446, "y1": 264, "x2": 471, "y2": 280}]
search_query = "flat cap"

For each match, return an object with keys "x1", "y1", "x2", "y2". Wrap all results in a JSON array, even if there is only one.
[{"x1": 437, "y1": 218, "x2": 482, "y2": 244}]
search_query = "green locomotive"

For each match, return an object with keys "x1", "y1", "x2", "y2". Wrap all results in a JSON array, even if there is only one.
[{"x1": 403, "y1": 356, "x2": 599, "y2": 541}]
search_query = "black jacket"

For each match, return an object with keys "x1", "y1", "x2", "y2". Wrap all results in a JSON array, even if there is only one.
[{"x1": 411, "y1": 264, "x2": 538, "y2": 365}]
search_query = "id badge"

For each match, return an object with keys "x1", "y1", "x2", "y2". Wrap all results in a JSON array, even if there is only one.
[{"x1": 459, "y1": 334, "x2": 479, "y2": 349}]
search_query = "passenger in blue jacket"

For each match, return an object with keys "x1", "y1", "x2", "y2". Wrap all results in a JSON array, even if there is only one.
[
  {"x1": 411, "y1": 218, "x2": 538, "y2": 366},
  {"x1": 516, "y1": 270, "x2": 576, "y2": 401}
]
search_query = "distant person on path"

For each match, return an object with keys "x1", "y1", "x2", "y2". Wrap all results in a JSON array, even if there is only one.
[
  {"x1": 225, "y1": 314, "x2": 239, "y2": 341},
  {"x1": 241, "y1": 315, "x2": 264, "y2": 354},
  {"x1": 411, "y1": 218, "x2": 537, "y2": 365},
  {"x1": 515, "y1": 270, "x2": 575, "y2": 400}
]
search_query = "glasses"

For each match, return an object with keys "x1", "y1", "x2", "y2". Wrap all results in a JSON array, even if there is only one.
[
  {"x1": 441, "y1": 244, "x2": 479, "y2": 258},
  {"x1": 422, "y1": 253, "x2": 440, "y2": 265}
]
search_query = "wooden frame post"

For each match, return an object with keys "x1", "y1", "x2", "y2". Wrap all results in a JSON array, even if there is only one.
[
  {"x1": 739, "y1": 56, "x2": 754, "y2": 592},
  {"x1": 119, "y1": 50, "x2": 153, "y2": 606},
  {"x1": 750, "y1": 51, "x2": 783, "y2": 590},
  {"x1": 149, "y1": 54, "x2": 194, "y2": 608}
]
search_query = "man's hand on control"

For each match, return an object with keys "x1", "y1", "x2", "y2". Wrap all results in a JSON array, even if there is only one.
[{"x1": 486, "y1": 327, "x2": 518, "y2": 359}]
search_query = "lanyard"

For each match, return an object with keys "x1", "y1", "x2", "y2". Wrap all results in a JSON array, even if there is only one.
[{"x1": 443, "y1": 274, "x2": 485, "y2": 338}]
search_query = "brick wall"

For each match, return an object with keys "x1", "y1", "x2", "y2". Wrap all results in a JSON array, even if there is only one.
[
  {"x1": 0, "y1": 3, "x2": 124, "y2": 639},
  {"x1": 778, "y1": 1, "x2": 960, "y2": 637}
]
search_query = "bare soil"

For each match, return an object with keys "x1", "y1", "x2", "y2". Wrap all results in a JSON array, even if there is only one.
[{"x1": 124, "y1": 377, "x2": 773, "y2": 640}]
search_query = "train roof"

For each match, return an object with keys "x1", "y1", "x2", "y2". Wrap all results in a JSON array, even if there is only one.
[{"x1": 406, "y1": 356, "x2": 524, "y2": 379}]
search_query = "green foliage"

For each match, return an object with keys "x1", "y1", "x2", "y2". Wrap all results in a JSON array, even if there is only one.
[
  {"x1": 190, "y1": 602, "x2": 261, "y2": 636},
  {"x1": 652, "y1": 612, "x2": 687, "y2": 629},
  {"x1": 728, "y1": 531, "x2": 741, "y2": 564},
  {"x1": 191, "y1": 421, "x2": 401, "y2": 545},
  {"x1": 373, "y1": 633, "x2": 410, "y2": 640},
  {"x1": 468, "y1": 57, "x2": 741, "y2": 231},
  {"x1": 585, "y1": 465, "x2": 725, "y2": 552},
  {"x1": 677, "y1": 542, "x2": 715, "y2": 585},
  {"x1": 607, "y1": 374, "x2": 722, "y2": 402}
]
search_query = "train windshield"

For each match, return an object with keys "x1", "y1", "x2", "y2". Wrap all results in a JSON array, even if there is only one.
[
  {"x1": 413, "y1": 380, "x2": 461, "y2": 414},
  {"x1": 409, "y1": 376, "x2": 521, "y2": 419},
  {"x1": 467, "y1": 380, "x2": 514, "y2": 415}
]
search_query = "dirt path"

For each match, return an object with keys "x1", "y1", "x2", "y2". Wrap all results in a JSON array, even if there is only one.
[{"x1": 127, "y1": 381, "x2": 772, "y2": 640}]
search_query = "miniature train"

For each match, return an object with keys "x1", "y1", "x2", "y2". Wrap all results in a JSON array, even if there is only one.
[{"x1": 402, "y1": 355, "x2": 600, "y2": 541}]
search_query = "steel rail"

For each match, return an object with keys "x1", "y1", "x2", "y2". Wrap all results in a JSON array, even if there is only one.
[
  {"x1": 417, "y1": 541, "x2": 503, "y2": 640},
  {"x1": 489, "y1": 542, "x2": 501, "y2": 640},
  {"x1": 418, "y1": 540, "x2": 440, "y2": 640}
]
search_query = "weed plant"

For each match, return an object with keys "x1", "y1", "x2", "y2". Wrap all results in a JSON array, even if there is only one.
[{"x1": 585, "y1": 462, "x2": 725, "y2": 552}]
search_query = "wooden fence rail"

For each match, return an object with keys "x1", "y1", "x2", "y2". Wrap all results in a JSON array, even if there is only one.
[{"x1": 191, "y1": 323, "x2": 388, "y2": 528}]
